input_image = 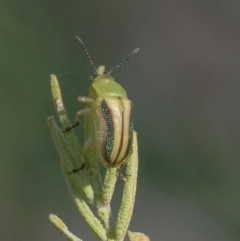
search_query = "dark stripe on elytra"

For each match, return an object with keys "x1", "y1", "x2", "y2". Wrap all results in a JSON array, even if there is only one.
[
  {"x1": 124, "y1": 103, "x2": 134, "y2": 160},
  {"x1": 112, "y1": 101, "x2": 124, "y2": 166},
  {"x1": 101, "y1": 99, "x2": 114, "y2": 163}
]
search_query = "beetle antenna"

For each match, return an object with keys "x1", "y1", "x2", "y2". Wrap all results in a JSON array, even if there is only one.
[
  {"x1": 107, "y1": 48, "x2": 139, "y2": 75},
  {"x1": 75, "y1": 36, "x2": 98, "y2": 75}
]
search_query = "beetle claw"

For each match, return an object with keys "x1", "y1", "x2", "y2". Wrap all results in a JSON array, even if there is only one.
[
  {"x1": 68, "y1": 162, "x2": 86, "y2": 175},
  {"x1": 63, "y1": 121, "x2": 80, "y2": 133},
  {"x1": 117, "y1": 168, "x2": 131, "y2": 181}
]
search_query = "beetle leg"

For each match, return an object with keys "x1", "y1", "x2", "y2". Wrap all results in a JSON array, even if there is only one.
[
  {"x1": 117, "y1": 165, "x2": 131, "y2": 181},
  {"x1": 77, "y1": 96, "x2": 94, "y2": 103},
  {"x1": 68, "y1": 156, "x2": 87, "y2": 174},
  {"x1": 68, "y1": 138, "x2": 93, "y2": 174},
  {"x1": 75, "y1": 108, "x2": 92, "y2": 125},
  {"x1": 63, "y1": 108, "x2": 91, "y2": 133},
  {"x1": 68, "y1": 162, "x2": 86, "y2": 174},
  {"x1": 83, "y1": 136, "x2": 94, "y2": 151}
]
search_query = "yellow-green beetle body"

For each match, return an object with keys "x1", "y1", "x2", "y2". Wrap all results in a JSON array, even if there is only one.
[{"x1": 84, "y1": 66, "x2": 133, "y2": 168}]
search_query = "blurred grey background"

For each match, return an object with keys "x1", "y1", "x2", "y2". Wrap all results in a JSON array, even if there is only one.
[{"x1": 1, "y1": 0, "x2": 240, "y2": 240}]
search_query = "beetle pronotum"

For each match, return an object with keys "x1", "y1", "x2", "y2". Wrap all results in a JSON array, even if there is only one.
[{"x1": 65, "y1": 37, "x2": 139, "y2": 174}]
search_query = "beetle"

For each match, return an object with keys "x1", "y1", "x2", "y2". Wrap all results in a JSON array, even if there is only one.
[{"x1": 64, "y1": 37, "x2": 139, "y2": 172}]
